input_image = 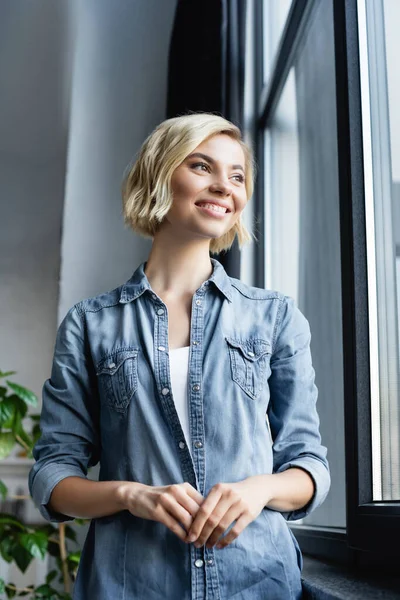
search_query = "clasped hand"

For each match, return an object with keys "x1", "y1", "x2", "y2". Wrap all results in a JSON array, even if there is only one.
[
  {"x1": 122, "y1": 476, "x2": 269, "y2": 549},
  {"x1": 184, "y1": 477, "x2": 267, "y2": 549}
]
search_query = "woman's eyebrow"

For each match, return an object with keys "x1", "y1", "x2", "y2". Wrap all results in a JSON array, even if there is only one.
[{"x1": 187, "y1": 152, "x2": 245, "y2": 173}]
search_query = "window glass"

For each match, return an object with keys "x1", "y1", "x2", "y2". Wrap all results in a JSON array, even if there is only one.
[
  {"x1": 360, "y1": 0, "x2": 400, "y2": 501},
  {"x1": 263, "y1": 0, "x2": 293, "y2": 83},
  {"x1": 264, "y1": 0, "x2": 346, "y2": 527}
]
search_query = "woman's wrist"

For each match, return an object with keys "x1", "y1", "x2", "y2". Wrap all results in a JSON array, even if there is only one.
[{"x1": 115, "y1": 480, "x2": 146, "y2": 510}]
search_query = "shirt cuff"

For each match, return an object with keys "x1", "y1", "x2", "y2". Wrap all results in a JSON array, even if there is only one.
[
  {"x1": 275, "y1": 457, "x2": 331, "y2": 521},
  {"x1": 29, "y1": 462, "x2": 87, "y2": 523}
]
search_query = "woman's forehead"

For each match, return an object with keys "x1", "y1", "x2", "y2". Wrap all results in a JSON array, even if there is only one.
[{"x1": 191, "y1": 134, "x2": 245, "y2": 166}]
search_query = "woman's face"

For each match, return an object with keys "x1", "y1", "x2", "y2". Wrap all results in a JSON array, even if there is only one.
[{"x1": 165, "y1": 134, "x2": 248, "y2": 242}]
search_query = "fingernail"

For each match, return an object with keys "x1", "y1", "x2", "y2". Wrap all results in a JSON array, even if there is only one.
[
  {"x1": 194, "y1": 541, "x2": 202, "y2": 548},
  {"x1": 187, "y1": 534, "x2": 196, "y2": 542}
]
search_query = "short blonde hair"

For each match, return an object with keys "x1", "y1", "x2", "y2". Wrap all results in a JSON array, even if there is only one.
[{"x1": 122, "y1": 112, "x2": 256, "y2": 254}]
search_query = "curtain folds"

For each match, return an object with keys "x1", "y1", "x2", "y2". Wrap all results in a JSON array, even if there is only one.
[{"x1": 167, "y1": 0, "x2": 247, "y2": 278}]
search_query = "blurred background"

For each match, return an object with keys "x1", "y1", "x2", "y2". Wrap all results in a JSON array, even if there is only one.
[{"x1": 1, "y1": 0, "x2": 400, "y2": 597}]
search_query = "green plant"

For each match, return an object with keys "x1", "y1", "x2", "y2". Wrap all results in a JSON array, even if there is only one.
[{"x1": 0, "y1": 371, "x2": 86, "y2": 599}]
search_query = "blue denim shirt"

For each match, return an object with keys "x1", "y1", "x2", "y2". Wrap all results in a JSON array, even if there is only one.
[{"x1": 29, "y1": 258, "x2": 330, "y2": 600}]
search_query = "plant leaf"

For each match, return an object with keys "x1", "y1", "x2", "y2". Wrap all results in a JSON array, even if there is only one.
[
  {"x1": 19, "y1": 531, "x2": 48, "y2": 560},
  {"x1": 45, "y1": 569, "x2": 58, "y2": 585},
  {"x1": 12, "y1": 411, "x2": 33, "y2": 450},
  {"x1": 0, "y1": 577, "x2": 4, "y2": 593},
  {"x1": 0, "y1": 536, "x2": 14, "y2": 562},
  {"x1": 5, "y1": 381, "x2": 38, "y2": 407},
  {"x1": 0, "y1": 479, "x2": 7, "y2": 500},
  {"x1": 0, "y1": 432, "x2": 15, "y2": 459},
  {"x1": 0, "y1": 371, "x2": 16, "y2": 379},
  {"x1": 5, "y1": 583, "x2": 16, "y2": 598},
  {"x1": 0, "y1": 513, "x2": 26, "y2": 530},
  {"x1": 64, "y1": 525, "x2": 77, "y2": 543},
  {"x1": 10, "y1": 544, "x2": 33, "y2": 572},
  {"x1": 0, "y1": 398, "x2": 16, "y2": 429},
  {"x1": 67, "y1": 550, "x2": 81, "y2": 564}
]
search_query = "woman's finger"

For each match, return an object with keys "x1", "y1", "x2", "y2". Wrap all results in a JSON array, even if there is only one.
[
  {"x1": 216, "y1": 512, "x2": 253, "y2": 549},
  {"x1": 196, "y1": 499, "x2": 241, "y2": 547},
  {"x1": 155, "y1": 504, "x2": 189, "y2": 542},
  {"x1": 185, "y1": 486, "x2": 223, "y2": 542},
  {"x1": 182, "y1": 482, "x2": 205, "y2": 506}
]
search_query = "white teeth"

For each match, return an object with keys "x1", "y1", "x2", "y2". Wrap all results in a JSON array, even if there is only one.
[{"x1": 197, "y1": 203, "x2": 227, "y2": 213}]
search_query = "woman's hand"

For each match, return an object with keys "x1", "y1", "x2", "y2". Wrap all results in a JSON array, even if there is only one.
[
  {"x1": 185, "y1": 476, "x2": 271, "y2": 549},
  {"x1": 116, "y1": 481, "x2": 204, "y2": 543}
]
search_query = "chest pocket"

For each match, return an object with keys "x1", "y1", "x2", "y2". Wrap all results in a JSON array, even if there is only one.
[
  {"x1": 96, "y1": 348, "x2": 139, "y2": 412},
  {"x1": 226, "y1": 337, "x2": 271, "y2": 400}
]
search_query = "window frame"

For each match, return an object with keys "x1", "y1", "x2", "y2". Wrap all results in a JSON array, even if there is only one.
[{"x1": 254, "y1": 0, "x2": 400, "y2": 568}]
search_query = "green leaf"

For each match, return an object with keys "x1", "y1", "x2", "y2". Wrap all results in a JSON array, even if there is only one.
[
  {"x1": 0, "y1": 577, "x2": 5, "y2": 593},
  {"x1": 5, "y1": 381, "x2": 38, "y2": 408},
  {"x1": 73, "y1": 518, "x2": 88, "y2": 526},
  {"x1": 64, "y1": 525, "x2": 77, "y2": 543},
  {"x1": 34, "y1": 583, "x2": 54, "y2": 595},
  {"x1": 19, "y1": 531, "x2": 48, "y2": 560},
  {"x1": 0, "y1": 432, "x2": 15, "y2": 459},
  {"x1": 67, "y1": 551, "x2": 81, "y2": 564},
  {"x1": 0, "y1": 513, "x2": 26, "y2": 530},
  {"x1": 0, "y1": 536, "x2": 14, "y2": 562},
  {"x1": 45, "y1": 570, "x2": 58, "y2": 585},
  {"x1": 0, "y1": 386, "x2": 7, "y2": 398},
  {"x1": 0, "y1": 397, "x2": 16, "y2": 429},
  {"x1": 30, "y1": 414, "x2": 41, "y2": 421},
  {"x1": 12, "y1": 411, "x2": 33, "y2": 451},
  {"x1": 0, "y1": 479, "x2": 8, "y2": 500},
  {"x1": 5, "y1": 583, "x2": 16, "y2": 598},
  {"x1": 0, "y1": 371, "x2": 16, "y2": 379},
  {"x1": 10, "y1": 544, "x2": 33, "y2": 572}
]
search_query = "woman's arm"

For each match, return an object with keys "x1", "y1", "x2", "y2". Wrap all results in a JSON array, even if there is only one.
[
  {"x1": 244, "y1": 468, "x2": 315, "y2": 513},
  {"x1": 48, "y1": 477, "x2": 132, "y2": 519}
]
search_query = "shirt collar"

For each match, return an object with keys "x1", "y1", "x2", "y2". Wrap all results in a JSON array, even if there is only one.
[{"x1": 119, "y1": 257, "x2": 233, "y2": 304}]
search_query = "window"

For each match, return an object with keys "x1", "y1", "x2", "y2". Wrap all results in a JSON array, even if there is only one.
[{"x1": 255, "y1": 0, "x2": 400, "y2": 568}]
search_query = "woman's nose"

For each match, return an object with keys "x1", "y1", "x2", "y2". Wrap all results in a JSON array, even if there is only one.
[{"x1": 209, "y1": 179, "x2": 232, "y2": 195}]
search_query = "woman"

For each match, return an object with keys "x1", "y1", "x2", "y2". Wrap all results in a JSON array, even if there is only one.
[{"x1": 29, "y1": 113, "x2": 330, "y2": 599}]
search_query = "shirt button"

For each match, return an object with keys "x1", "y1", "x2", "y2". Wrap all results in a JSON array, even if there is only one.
[
  {"x1": 195, "y1": 299, "x2": 202, "y2": 306},
  {"x1": 158, "y1": 346, "x2": 166, "y2": 351},
  {"x1": 157, "y1": 308, "x2": 164, "y2": 315},
  {"x1": 152, "y1": 293, "x2": 157, "y2": 299},
  {"x1": 178, "y1": 441, "x2": 185, "y2": 449},
  {"x1": 108, "y1": 362, "x2": 116, "y2": 369},
  {"x1": 206, "y1": 559, "x2": 213, "y2": 566},
  {"x1": 194, "y1": 441, "x2": 203, "y2": 449},
  {"x1": 192, "y1": 384, "x2": 201, "y2": 392},
  {"x1": 161, "y1": 387, "x2": 169, "y2": 395},
  {"x1": 248, "y1": 351, "x2": 255, "y2": 357},
  {"x1": 192, "y1": 340, "x2": 199, "y2": 345},
  {"x1": 194, "y1": 559, "x2": 204, "y2": 568}
]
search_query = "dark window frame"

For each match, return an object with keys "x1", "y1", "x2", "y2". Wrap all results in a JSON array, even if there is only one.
[{"x1": 254, "y1": 0, "x2": 400, "y2": 570}]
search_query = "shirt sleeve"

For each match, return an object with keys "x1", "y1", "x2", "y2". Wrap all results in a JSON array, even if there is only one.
[
  {"x1": 28, "y1": 304, "x2": 101, "y2": 522},
  {"x1": 267, "y1": 295, "x2": 331, "y2": 521}
]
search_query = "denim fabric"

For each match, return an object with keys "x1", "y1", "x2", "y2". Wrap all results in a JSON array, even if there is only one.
[{"x1": 29, "y1": 258, "x2": 330, "y2": 600}]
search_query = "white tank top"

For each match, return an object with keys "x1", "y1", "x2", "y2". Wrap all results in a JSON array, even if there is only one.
[{"x1": 169, "y1": 346, "x2": 191, "y2": 455}]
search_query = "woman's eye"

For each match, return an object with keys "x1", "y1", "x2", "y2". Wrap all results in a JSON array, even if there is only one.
[
  {"x1": 232, "y1": 174, "x2": 245, "y2": 183},
  {"x1": 191, "y1": 162, "x2": 210, "y2": 172}
]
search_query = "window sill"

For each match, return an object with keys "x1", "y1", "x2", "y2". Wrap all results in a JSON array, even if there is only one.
[{"x1": 301, "y1": 556, "x2": 400, "y2": 599}]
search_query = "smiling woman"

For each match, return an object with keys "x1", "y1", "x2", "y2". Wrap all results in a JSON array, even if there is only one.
[
  {"x1": 121, "y1": 112, "x2": 255, "y2": 255},
  {"x1": 29, "y1": 112, "x2": 330, "y2": 600}
]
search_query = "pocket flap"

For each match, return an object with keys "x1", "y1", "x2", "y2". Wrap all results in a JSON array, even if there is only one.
[
  {"x1": 225, "y1": 337, "x2": 271, "y2": 361},
  {"x1": 96, "y1": 348, "x2": 138, "y2": 376}
]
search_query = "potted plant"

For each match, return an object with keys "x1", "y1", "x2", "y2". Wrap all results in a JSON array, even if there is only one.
[{"x1": 0, "y1": 370, "x2": 86, "y2": 599}]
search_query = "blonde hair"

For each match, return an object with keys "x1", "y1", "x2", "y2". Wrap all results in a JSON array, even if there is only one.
[{"x1": 122, "y1": 112, "x2": 256, "y2": 254}]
